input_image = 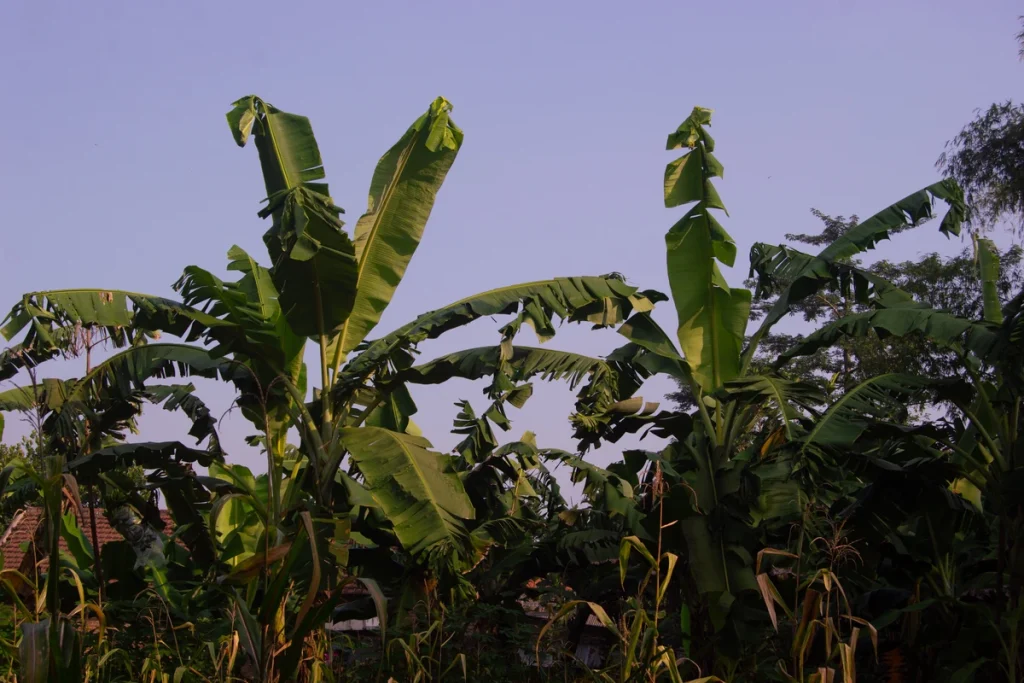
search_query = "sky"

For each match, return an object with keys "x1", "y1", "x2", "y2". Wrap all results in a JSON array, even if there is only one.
[{"x1": 1, "y1": 1, "x2": 1021, "y2": 500}]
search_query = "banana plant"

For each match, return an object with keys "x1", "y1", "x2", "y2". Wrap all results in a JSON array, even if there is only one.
[
  {"x1": 1, "y1": 92, "x2": 662, "y2": 681},
  {"x1": 0, "y1": 335, "x2": 233, "y2": 576},
  {"x1": 585, "y1": 106, "x2": 969, "y2": 668},
  {"x1": 774, "y1": 236, "x2": 1024, "y2": 681}
]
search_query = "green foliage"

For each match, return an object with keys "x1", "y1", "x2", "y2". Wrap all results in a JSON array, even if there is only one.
[
  {"x1": 3, "y1": 91, "x2": 1024, "y2": 683},
  {"x1": 343, "y1": 427, "x2": 475, "y2": 565},
  {"x1": 335, "y1": 96, "x2": 464, "y2": 363},
  {"x1": 939, "y1": 101, "x2": 1024, "y2": 233},
  {"x1": 664, "y1": 107, "x2": 751, "y2": 392}
]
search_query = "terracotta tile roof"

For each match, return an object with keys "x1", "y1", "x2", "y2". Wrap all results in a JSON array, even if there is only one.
[{"x1": 0, "y1": 507, "x2": 174, "y2": 572}]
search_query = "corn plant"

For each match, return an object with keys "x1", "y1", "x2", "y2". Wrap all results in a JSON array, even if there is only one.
[{"x1": 755, "y1": 545, "x2": 878, "y2": 683}]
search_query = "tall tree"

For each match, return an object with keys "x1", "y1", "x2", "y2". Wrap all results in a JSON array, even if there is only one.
[{"x1": 937, "y1": 18, "x2": 1024, "y2": 233}]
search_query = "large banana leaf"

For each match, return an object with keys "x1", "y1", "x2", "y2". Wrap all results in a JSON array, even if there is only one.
[
  {"x1": 331, "y1": 97, "x2": 463, "y2": 363},
  {"x1": 748, "y1": 243, "x2": 915, "y2": 309},
  {"x1": 0, "y1": 344, "x2": 230, "y2": 466},
  {"x1": 341, "y1": 427, "x2": 475, "y2": 559},
  {"x1": 338, "y1": 275, "x2": 660, "y2": 390},
  {"x1": 0, "y1": 379, "x2": 73, "y2": 412},
  {"x1": 818, "y1": 179, "x2": 964, "y2": 262},
  {"x1": 69, "y1": 343, "x2": 246, "y2": 404},
  {"x1": 799, "y1": 374, "x2": 937, "y2": 450},
  {"x1": 227, "y1": 96, "x2": 357, "y2": 338},
  {"x1": 663, "y1": 107, "x2": 751, "y2": 392},
  {"x1": 39, "y1": 344, "x2": 235, "y2": 452},
  {"x1": 748, "y1": 180, "x2": 965, "y2": 353},
  {"x1": 67, "y1": 441, "x2": 216, "y2": 480},
  {"x1": 616, "y1": 312, "x2": 691, "y2": 380},
  {"x1": 0, "y1": 340, "x2": 65, "y2": 382},
  {"x1": 778, "y1": 304, "x2": 1001, "y2": 366},
  {"x1": 399, "y1": 345, "x2": 642, "y2": 401},
  {"x1": 1, "y1": 289, "x2": 220, "y2": 351},
  {"x1": 395, "y1": 345, "x2": 648, "y2": 447}
]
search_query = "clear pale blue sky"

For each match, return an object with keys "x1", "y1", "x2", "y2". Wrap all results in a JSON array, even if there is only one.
[{"x1": 1, "y1": 2, "x2": 1021, "y2": 493}]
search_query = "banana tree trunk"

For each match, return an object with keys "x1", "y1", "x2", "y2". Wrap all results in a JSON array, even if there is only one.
[{"x1": 108, "y1": 505, "x2": 164, "y2": 567}]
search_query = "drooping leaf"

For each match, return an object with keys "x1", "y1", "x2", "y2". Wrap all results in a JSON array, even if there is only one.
[
  {"x1": 73, "y1": 343, "x2": 245, "y2": 404},
  {"x1": 748, "y1": 243, "x2": 915, "y2": 310},
  {"x1": 341, "y1": 427, "x2": 475, "y2": 559},
  {"x1": 0, "y1": 289, "x2": 219, "y2": 351},
  {"x1": 144, "y1": 384, "x2": 222, "y2": 453},
  {"x1": 0, "y1": 380, "x2": 73, "y2": 413},
  {"x1": 40, "y1": 343, "x2": 241, "y2": 452},
  {"x1": 799, "y1": 374, "x2": 938, "y2": 450},
  {"x1": 338, "y1": 275, "x2": 661, "y2": 395},
  {"x1": 396, "y1": 344, "x2": 647, "y2": 450},
  {"x1": 819, "y1": 180, "x2": 965, "y2": 262},
  {"x1": 615, "y1": 313, "x2": 692, "y2": 380},
  {"x1": 778, "y1": 305, "x2": 1001, "y2": 366},
  {"x1": 67, "y1": 441, "x2": 217, "y2": 482},
  {"x1": 229, "y1": 96, "x2": 358, "y2": 338},
  {"x1": 0, "y1": 339, "x2": 69, "y2": 382},
  {"x1": 261, "y1": 188, "x2": 358, "y2": 338},
  {"x1": 618, "y1": 534, "x2": 657, "y2": 588},
  {"x1": 331, "y1": 97, "x2": 464, "y2": 361},
  {"x1": 748, "y1": 181, "x2": 965, "y2": 353},
  {"x1": 400, "y1": 345, "x2": 642, "y2": 408}
]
